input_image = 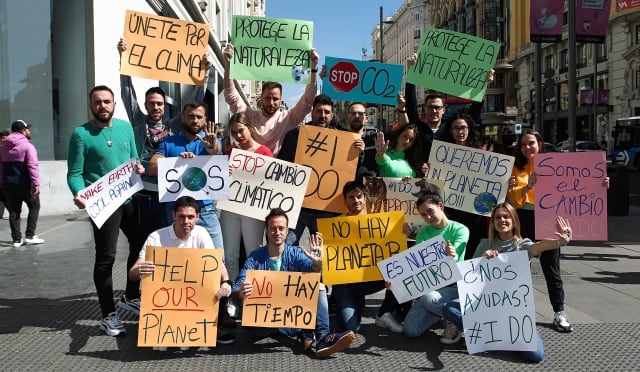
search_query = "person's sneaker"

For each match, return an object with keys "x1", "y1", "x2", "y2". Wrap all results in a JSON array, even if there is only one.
[
  {"x1": 375, "y1": 312, "x2": 403, "y2": 333},
  {"x1": 12, "y1": 239, "x2": 24, "y2": 248},
  {"x1": 217, "y1": 331, "x2": 235, "y2": 345},
  {"x1": 24, "y1": 236, "x2": 44, "y2": 245},
  {"x1": 315, "y1": 330, "x2": 355, "y2": 358},
  {"x1": 298, "y1": 332, "x2": 315, "y2": 350},
  {"x1": 440, "y1": 320, "x2": 462, "y2": 344},
  {"x1": 100, "y1": 311, "x2": 126, "y2": 337},
  {"x1": 553, "y1": 311, "x2": 574, "y2": 332},
  {"x1": 117, "y1": 294, "x2": 140, "y2": 316}
]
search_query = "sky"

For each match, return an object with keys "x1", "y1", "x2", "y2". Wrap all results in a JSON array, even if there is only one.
[{"x1": 264, "y1": 0, "x2": 406, "y2": 107}]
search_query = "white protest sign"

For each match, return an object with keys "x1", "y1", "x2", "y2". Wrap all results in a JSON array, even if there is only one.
[
  {"x1": 377, "y1": 235, "x2": 461, "y2": 303},
  {"x1": 457, "y1": 250, "x2": 537, "y2": 354},
  {"x1": 216, "y1": 149, "x2": 311, "y2": 228},
  {"x1": 77, "y1": 158, "x2": 143, "y2": 228},
  {"x1": 427, "y1": 140, "x2": 514, "y2": 216},
  {"x1": 157, "y1": 155, "x2": 229, "y2": 202}
]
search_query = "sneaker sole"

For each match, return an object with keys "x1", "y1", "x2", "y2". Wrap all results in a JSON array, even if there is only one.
[
  {"x1": 553, "y1": 321, "x2": 574, "y2": 333},
  {"x1": 217, "y1": 336, "x2": 236, "y2": 345},
  {"x1": 316, "y1": 331, "x2": 355, "y2": 358},
  {"x1": 375, "y1": 320, "x2": 403, "y2": 333},
  {"x1": 100, "y1": 324, "x2": 126, "y2": 337},
  {"x1": 440, "y1": 332, "x2": 462, "y2": 345}
]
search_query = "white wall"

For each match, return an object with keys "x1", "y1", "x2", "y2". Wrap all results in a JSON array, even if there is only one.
[{"x1": 38, "y1": 160, "x2": 77, "y2": 215}]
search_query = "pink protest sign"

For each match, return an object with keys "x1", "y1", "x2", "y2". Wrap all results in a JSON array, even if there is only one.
[{"x1": 534, "y1": 152, "x2": 608, "y2": 241}]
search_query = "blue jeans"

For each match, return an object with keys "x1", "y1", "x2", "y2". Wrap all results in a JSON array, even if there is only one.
[
  {"x1": 332, "y1": 281, "x2": 385, "y2": 333},
  {"x1": 166, "y1": 203, "x2": 224, "y2": 252},
  {"x1": 244, "y1": 288, "x2": 329, "y2": 341},
  {"x1": 443, "y1": 299, "x2": 546, "y2": 363},
  {"x1": 403, "y1": 285, "x2": 458, "y2": 338}
]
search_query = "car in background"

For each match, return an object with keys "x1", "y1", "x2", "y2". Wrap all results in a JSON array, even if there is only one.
[
  {"x1": 556, "y1": 140, "x2": 602, "y2": 152},
  {"x1": 505, "y1": 142, "x2": 560, "y2": 156}
]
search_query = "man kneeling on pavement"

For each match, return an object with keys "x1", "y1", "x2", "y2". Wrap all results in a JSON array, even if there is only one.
[{"x1": 233, "y1": 208, "x2": 355, "y2": 358}]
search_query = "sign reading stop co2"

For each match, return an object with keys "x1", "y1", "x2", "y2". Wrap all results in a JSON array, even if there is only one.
[{"x1": 322, "y1": 56, "x2": 404, "y2": 105}]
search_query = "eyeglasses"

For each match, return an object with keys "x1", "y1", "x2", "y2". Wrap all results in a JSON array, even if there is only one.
[
  {"x1": 451, "y1": 126, "x2": 469, "y2": 132},
  {"x1": 426, "y1": 105, "x2": 444, "y2": 111},
  {"x1": 349, "y1": 111, "x2": 366, "y2": 117}
]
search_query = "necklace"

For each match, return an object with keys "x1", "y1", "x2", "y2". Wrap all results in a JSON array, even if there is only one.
[{"x1": 101, "y1": 126, "x2": 113, "y2": 147}]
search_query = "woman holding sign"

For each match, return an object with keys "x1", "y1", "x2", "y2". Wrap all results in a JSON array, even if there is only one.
[
  {"x1": 402, "y1": 189, "x2": 469, "y2": 342},
  {"x1": 507, "y1": 130, "x2": 573, "y2": 333},
  {"x1": 221, "y1": 113, "x2": 273, "y2": 284},
  {"x1": 442, "y1": 202, "x2": 574, "y2": 362},
  {"x1": 374, "y1": 122, "x2": 426, "y2": 178}
]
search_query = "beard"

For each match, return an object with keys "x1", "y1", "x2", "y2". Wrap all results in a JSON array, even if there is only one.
[
  {"x1": 92, "y1": 108, "x2": 114, "y2": 124},
  {"x1": 184, "y1": 123, "x2": 202, "y2": 136}
]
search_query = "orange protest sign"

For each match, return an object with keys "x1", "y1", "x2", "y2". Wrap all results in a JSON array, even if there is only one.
[
  {"x1": 121, "y1": 10, "x2": 210, "y2": 85},
  {"x1": 295, "y1": 126, "x2": 359, "y2": 212},
  {"x1": 138, "y1": 247, "x2": 222, "y2": 347},
  {"x1": 241, "y1": 270, "x2": 320, "y2": 329}
]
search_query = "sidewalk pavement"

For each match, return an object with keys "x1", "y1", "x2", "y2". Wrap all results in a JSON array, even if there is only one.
[{"x1": 0, "y1": 206, "x2": 639, "y2": 371}]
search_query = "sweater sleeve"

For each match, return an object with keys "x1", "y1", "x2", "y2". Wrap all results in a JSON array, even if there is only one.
[
  {"x1": 450, "y1": 222, "x2": 470, "y2": 262},
  {"x1": 119, "y1": 74, "x2": 146, "y2": 128},
  {"x1": 25, "y1": 143, "x2": 40, "y2": 187},
  {"x1": 66, "y1": 130, "x2": 86, "y2": 196}
]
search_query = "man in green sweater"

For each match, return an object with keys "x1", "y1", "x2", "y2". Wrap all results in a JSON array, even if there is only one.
[{"x1": 67, "y1": 85, "x2": 145, "y2": 337}]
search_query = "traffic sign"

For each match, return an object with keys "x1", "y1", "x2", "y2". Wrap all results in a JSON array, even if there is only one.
[
  {"x1": 329, "y1": 61, "x2": 359, "y2": 93},
  {"x1": 614, "y1": 150, "x2": 630, "y2": 165}
]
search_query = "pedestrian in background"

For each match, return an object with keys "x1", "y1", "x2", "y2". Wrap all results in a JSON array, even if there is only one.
[{"x1": 0, "y1": 121, "x2": 44, "y2": 247}]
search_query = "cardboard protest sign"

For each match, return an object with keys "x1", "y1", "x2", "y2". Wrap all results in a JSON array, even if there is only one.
[
  {"x1": 365, "y1": 177, "x2": 445, "y2": 238},
  {"x1": 318, "y1": 211, "x2": 407, "y2": 285},
  {"x1": 407, "y1": 29, "x2": 499, "y2": 101},
  {"x1": 534, "y1": 152, "x2": 608, "y2": 240},
  {"x1": 241, "y1": 270, "x2": 320, "y2": 329},
  {"x1": 138, "y1": 247, "x2": 222, "y2": 347},
  {"x1": 231, "y1": 15, "x2": 313, "y2": 83},
  {"x1": 457, "y1": 251, "x2": 537, "y2": 354},
  {"x1": 217, "y1": 149, "x2": 311, "y2": 228},
  {"x1": 377, "y1": 235, "x2": 462, "y2": 303},
  {"x1": 296, "y1": 126, "x2": 359, "y2": 212},
  {"x1": 322, "y1": 57, "x2": 404, "y2": 105},
  {"x1": 427, "y1": 140, "x2": 514, "y2": 216},
  {"x1": 157, "y1": 155, "x2": 229, "y2": 203},
  {"x1": 76, "y1": 158, "x2": 143, "y2": 228},
  {"x1": 121, "y1": 10, "x2": 210, "y2": 85}
]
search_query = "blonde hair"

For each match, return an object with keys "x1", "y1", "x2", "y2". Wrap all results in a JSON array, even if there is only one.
[{"x1": 488, "y1": 202, "x2": 522, "y2": 246}]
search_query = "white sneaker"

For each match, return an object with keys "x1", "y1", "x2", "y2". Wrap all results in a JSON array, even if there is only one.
[
  {"x1": 100, "y1": 311, "x2": 126, "y2": 337},
  {"x1": 12, "y1": 239, "x2": 24, "y2": 248},
  {"x1": 375, "y1": 312, "x2": 403, "y2": 333},
  {"x1": 440, "y1": 320, "x2": 462, "y2": 344},
  {"x1": 553, "y1": 311, "x2": 574, "y2": 332},
  {"x1": 25, "y1": 236, "x2": 44, "y2": 245}
]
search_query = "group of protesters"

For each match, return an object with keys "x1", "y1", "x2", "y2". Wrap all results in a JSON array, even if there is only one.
[{"x1": 65, "y1": 39, "x2": 601, "y2": 362}]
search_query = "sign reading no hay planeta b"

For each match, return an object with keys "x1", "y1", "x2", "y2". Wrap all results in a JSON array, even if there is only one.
[{"x1": 322, "y1": 56, "x2": 404, "y2": 106}]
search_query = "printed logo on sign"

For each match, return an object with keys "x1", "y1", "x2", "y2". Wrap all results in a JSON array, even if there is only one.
[{"x1": 329, "y1": 61, "x2": 359, "y2": 92}]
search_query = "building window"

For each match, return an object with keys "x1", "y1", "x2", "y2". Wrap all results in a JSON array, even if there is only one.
[
  {"x1": 448, "y1": 19, "x2": 456, "y2": 31},
  {"x1": 577, "y1": 44, "x2": 587, "y2": 68},
  {"x1": 595, "y1": 43, "x2": 607, "y2": 62},
  {"x1": 483, "y1": 94, "x2": 504, "y2": 113},
  {"x1": 488, "y1": 72, "x2": 504, "y2": 89},
  {"x1": 531, "y1": 61, "x2": 535, "y2": 82},
  {"x1": 466, "y1": 7, "x2": 475, "y2": 35},
  {"x1": 414, "y1": 12, "x2": 420, "y2": 21},
  {"x1": 414, "y1": 29, "x2": 421, "y2": 39},
  {"x1": 457, "y1": 13, "x2": 465, "y2": 33},
  {"x1": 544, "y1": 55, "x2": 554, "y2": 70},
  {"x1": 636, "y1": 24, "x2": 640, "y2": 44},
  {"x1": 560, "y1": 49, "x2": 568, "y2": 73}
]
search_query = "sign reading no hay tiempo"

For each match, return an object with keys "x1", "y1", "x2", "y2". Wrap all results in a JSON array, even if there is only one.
[
  {"x1": 231, "y1": 15, "x2": 314, "y2": 84},
  {"x1": 407, "y1": 29, "x2": 499, "y2": 102}
]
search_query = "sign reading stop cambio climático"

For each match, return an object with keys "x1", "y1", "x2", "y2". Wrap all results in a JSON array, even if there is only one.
[{"x1": 322, "y1": 56, "x2": 404, "y2": 105}]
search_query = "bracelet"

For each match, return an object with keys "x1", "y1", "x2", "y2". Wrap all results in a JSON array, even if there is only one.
[
  {"x1": 311, "y1": 68, "x2": 318, "y2": 73},
  {"x1": 221, "y1": 279, "x2": 233, "y2": 286}
]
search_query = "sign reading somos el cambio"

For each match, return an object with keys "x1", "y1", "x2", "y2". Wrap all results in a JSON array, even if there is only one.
[{"x1": 121, "y1": 10, "x2": 210, "y2": 85}]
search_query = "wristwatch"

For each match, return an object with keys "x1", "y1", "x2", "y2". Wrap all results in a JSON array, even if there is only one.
[{"x1": 221, "y1": 279, "x2": 233, "y2": 286}]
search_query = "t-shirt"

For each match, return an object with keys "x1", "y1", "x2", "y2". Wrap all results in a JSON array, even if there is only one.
[
  {"x1": 415, "y1": 220, "x2": 469, "y2": 262},
  {"x1": 375, "y1": 149, "x2": 416, "y2": 178},
  {"x1": 473, "y1": 237, "x2": 535, "y2": 260},
  {"x1": 139, "y1": 224, "x2": 214, "y2": 259}
]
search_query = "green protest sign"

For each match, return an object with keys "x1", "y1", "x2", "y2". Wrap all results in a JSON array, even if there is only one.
[
  {"x1": 231, "y1": 15, "x2": 314, "y2": 83},
  {"x1": 407, "y1": 29, "x2": 499, "y2": 102}
]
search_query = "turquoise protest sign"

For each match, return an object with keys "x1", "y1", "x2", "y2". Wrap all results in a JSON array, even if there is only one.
[
  {"x1": 231, "y1": 15, "x2": 313, "y2": 83},
  {"x1": 322, "y1": 57, "x2": 404, "y2": 105},
  {"x1": 407, "y1": 29, "x2": 499, "y2": 102}
]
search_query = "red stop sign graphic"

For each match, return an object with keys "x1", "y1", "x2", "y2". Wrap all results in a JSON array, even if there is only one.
[{"x1": 329, "y1": 62, "x2": 360, "y2": 93}]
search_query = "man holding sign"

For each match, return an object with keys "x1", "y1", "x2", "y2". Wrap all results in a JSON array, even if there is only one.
[
  {"x1": 223, "y1": 43, "x2": 319, "y2": 156},
  {"x1": 67, "y1": 85, "x2": 146, "y2": 337},
  {"x1": 233, "y1": 208, "x2": 355, "y2": 358},
  {"x1": 130, "y1": 196, "x2": 235, "y2": 346}
]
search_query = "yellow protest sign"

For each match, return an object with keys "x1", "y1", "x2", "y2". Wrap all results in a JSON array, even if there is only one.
[
  {"x1": 318, "y1": 211, "x2": 407, "y2": 285},
  {"x1": 138, "y1": 247, "x2": 222, "y2": 347},
  {"x1": 121, "y1": 10, "x2": 210, "y2": 85},
  {"x1": 295, "y1": 126, "x2": 359, "y2": 213},
  {"x1": 241, "y1": 270, "x2": 320, "y2": 329}
]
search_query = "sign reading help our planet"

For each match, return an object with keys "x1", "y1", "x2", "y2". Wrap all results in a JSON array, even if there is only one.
[
  {"x1": 157, "y1": 155, "x2": 229, "y2": 202},
  {"x1": 322, "y1": 57, "x2": 404, "y2": 105}
]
